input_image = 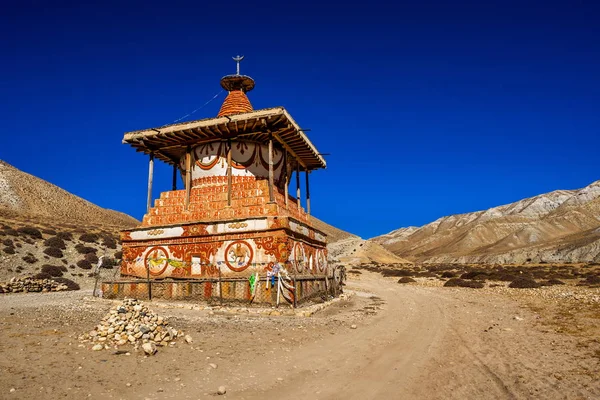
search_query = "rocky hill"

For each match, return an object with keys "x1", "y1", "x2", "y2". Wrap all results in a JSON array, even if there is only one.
[
  {"x1": 371, "y1": 180, "x2": 600, "y2": 264},
  {"x1": 0, "y1": 160, "x2": 139, "y2": 287},
  {"x1": 0, "y1": 160, "x2": 138, "y2": 228}
]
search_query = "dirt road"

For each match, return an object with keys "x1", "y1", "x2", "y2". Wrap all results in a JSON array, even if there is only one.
[{"x1": 1, "y1": 272, "x2": 598, "y2": 399}]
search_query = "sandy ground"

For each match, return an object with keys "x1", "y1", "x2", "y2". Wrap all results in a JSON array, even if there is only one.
[{"x1": 1, "y1": 271, "x2": 599, "y2": 399}]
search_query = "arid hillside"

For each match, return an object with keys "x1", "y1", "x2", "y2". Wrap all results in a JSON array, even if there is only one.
[
  {"x1": 372, "y1": 180, "x2": 600, "y2": 264},
  {"x1": 0, "y1": 160, "x2": 139, "y2": 286},
  {"x1": 0, "y1": 160, "x2": 138, "y2": 228}
]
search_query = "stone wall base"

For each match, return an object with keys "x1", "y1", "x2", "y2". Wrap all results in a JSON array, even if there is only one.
[{"x1": 101, "y1": 276, "x2": 337, "y2": 306}]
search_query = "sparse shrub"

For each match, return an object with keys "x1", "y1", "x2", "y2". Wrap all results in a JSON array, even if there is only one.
[
  {"x1": 541, "y1": 279, "x2": 565, "y2": 286},
  {"x1": 114, "y1": 250, "x2": 123, "y2": 260},
  {"x1": 2, "y1": 246, "x2": 15, "y2": 254},
  {"x1": 2, "y1": 238, "x2": 13, "y2": 247},
  {"x1": 509, "y1": 277, "x2": 540, "y2": 289},
  {"x1": 43, "y1": 247, "x2": 63, "y2": 258},
  {"x1": 348, "y1": 269, "x2": 362, "y2": 275},
  {"x1": 69, "y1": 265, "x2": 76, "y2": 269},
  {"x1": 444, "y1": 278, "x2": 484, "y2": 289},
  {"x1": 32, "y1": 272, "x2": 53, "y2": 280},
  {"x1": 43, "y1": 236, "x2": 66, "y2": 249},
  {"x1": 56, "y1": 231, "x2": 73, "y2": 241},
  {"x1": 79, "y1": 233, "x2": 99, "y2": 243},
  {"x1": 441, "y1": 271, "x2": 456, "y2": 278},
  {"x1": 460, "y1": 271, "x2": 488, "y2": 280},
  {"x1": 61, "y1": 259, "x2": 68, "y2": 265},
  {"x1": 380, "y1": 268, "x2": 413, "y2": 277},
  {"x1": 585, "y1": 275, "x2": 600, "y2": 285},
  {"x1": 85, "y1": 252, "x2": 99, "y2": 264},
  {"x1": 15, "y1": 242, "x2": 21, "y2": 248},
  {"x1": 22, "y1": 254, "x2": 38, "y2": 264},
  {"x1": 398, "y1": 277, "x2": 416, "y2": 284},
  {"x1": 75, "y1": 244, "x2": 97, "y2": 254},
  {"x1": 52, "y1": 277, "x2": 80, "y2": 291},
  {"x1": 77, "y1": 259, "x2": 92, "y2": 270},
  {"x1": 42, "y1": 229, "x2": 57, "y2": 236},
  {"x1": 17, "y1": 226, "x2": 42, "y2": 239},
  {"x1": 4, "y1": 228, "x2": 19, "y2": 236},
  {"x1": 101, "y1": 234, "x2": 118, "y2": 249},
  {"x1": 41, "y1": 265, "x2": 65, "y2": 277}
]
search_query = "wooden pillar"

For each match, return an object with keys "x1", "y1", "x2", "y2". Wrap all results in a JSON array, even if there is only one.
[
  {"x1": 268, "y1": 134, "x2": 275, "y2": 203},
  {"x1": 146, "y1": 153, "x2": 154, "y2": 213},
  {"x1": 296, "y1": 162, "x2": 301, "y2": 210},
  {"x1": 283, "y1": 151, "x2": 288, "y2": 206},
  {"x1": 185, "y1": 147, "x2": 191, "y2": 210},
  {"x1": 227, "y1": 140, "x2": 232, "y2": 206},
  {"x1": 172, "y1": 164, "x2": 177, "y2": 191},
  {"x1": 305, "y1": 169, "x2": 311, "y2": 216}
]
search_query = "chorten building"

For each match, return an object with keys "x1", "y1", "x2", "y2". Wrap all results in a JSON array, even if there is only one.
[{"x1": 107, "y1": 57, "x2": 330, "y2": 304}]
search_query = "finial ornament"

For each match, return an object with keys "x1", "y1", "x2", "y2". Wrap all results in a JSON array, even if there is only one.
[{"x1": 232, "y1": 55, "x2": 244, "y2": 75}]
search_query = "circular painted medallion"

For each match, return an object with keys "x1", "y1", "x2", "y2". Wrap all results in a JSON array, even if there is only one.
[
  {"x1": 225, "y1": 240, "x2": 253, "y2": 272},
  {"x1": 317, "y1": 250, "x2": 326, "y2": 272},
  {"x1": 144, "y1": 246, "x2": 169, "y2": 276},
  {"x1": 293, "y1": 243, "x2": 306, "y2": 273}
]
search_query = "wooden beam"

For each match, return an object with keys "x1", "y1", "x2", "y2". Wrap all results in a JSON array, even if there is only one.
[
  {"x1": 284, "y1": 151, "x2": 288, "y2": 206},
  {"x1": 227, "y1": 140, "x2": 232, "y2": 206},
  {"x1": 185, "y1": 147, "x2": 191, "y2": 210},
  {"x1": 172, "y1": 164, "x2": 178, "y2": 191},
  {"x1": 296, "y1": 162, "x2": 301, "y2": 210},
  {"x1": 305, "y1": 169, "x2": 311, "y2": 215},
  {"x1": 268, "y1": 134, "x2": 275, "y2": 203},
  {"x1": 146, "y1": 153, "x2": 154, "y2": 213}
]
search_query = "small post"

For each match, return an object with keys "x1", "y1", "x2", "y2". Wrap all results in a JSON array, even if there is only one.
[
  {"x1": 146, "y1": 263, "x2": 152, "y2": 301},
  {"x1": 218, "y1": 267, "x2": 223, "y2": 305},
  {"x1": 146, "y1": 153, "x2": 154, "y2": 213},
  {"x1": 283, "y1": 151, "x2": 288, "y2": 206},
  {"x1": 172, "y1": 164, "x2": 177, "y2": 191},
  {"x1": 227, "y1": 140, "x2": 232, "y2": 206},
  {"x1": 296, "y1": 162, "x2": 301, "y2": 210},
  {"x1": 305, "y1": 169, "x2": 311, "y2": 216},
  {"x1": 185, "y1": 147, "x2": 192, "y2": 210},
  {"x1": 268, "y1": 134, "x2": 274, "y2": 203}
]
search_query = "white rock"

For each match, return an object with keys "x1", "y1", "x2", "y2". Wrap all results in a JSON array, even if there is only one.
[
  {"x1": 142, "y1": 342, "x2": 157, "y2": 355},
  {"x1": 92, "y1": 344, "x2": 103, "y2": 351},
  {"x1": 217, "y1": 386, "x2": 226, "y2": 395},
  {"x1": 184, "y1": 335, "x2": 193, "y2": 344}
]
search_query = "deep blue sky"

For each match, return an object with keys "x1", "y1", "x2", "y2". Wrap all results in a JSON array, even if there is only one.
[{"x1": 1, "y1": 1, "x2": 599, "y2": 238}]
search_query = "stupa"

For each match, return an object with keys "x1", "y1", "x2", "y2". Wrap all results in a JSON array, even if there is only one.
[{"x1": 104, "y1": 57, "x2": 330, "y2": 304}]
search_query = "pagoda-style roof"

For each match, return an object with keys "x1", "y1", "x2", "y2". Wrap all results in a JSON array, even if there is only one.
[{"x1": 123, "y1": 107, "x2": 326, "y2": 170}]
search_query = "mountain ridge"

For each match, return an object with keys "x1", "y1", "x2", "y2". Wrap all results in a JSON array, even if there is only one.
[{"x1": 371, "y1": 180, "x2": 600, "y2": 264}]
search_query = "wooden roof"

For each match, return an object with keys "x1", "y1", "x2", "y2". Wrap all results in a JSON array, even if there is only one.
[{"x1": 123, "y1": 107, "x2": 326, "y2": 170}]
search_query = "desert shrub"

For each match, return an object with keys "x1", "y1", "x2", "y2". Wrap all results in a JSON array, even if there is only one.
[
  {"x1": 102, "y1": 257, "x2": 118, "y2": 268},
  {"x1": 398, "y1": 277, "x2": 416, "y2": 284},
  {"x1": 75, "y1": 244, "x2": 97, "y2": 254},
  {"x1": 32, "y1": 272, "x2": 53, "y2": 280},
  {"x1": 2, "y1": 246, "x2": 15, "y2": 254},
  {"x1": 380, "y1": 268, "x2": 413, "y2": 277},
  {"x1": 43, "y1": 247, "x2": 63, "y2": 258},
  {"x1": 17, "y1": 226, "x2": 42, "y2": 239},
  {"x1": 85, "y1": 252, "x2": 99, "y2": 264},
  {"x1": 509, "y1": 277, "x2": 540, "y2": 289},
  {"x1": 4, "y1": 228, "x2": 19, "y2": 236},
  {"x1": 77, "y1": 259, "x2": 92, "y2": 270},
  {"x1": 101, "y1": 234, "x2": 118, "y2": 249},
  {"x1": 43, "y1": 236, "x2": 66, "y2": 249},
  {"x1": 52, "y1": 277, "x2": 80, "y2": 290},
  {"x1": 56, "y1": 231, "x2": 73, "y2": 241},
  {"x1": 41, "y1": 265, "x2": 64, "y2": 277},
  {"x1": 490, "y1": 273, "x2": 517, "y2": 282},
  {"x1": 460, "y1": 271, "x2": 488, "y2": 280},
  {"x1": 444, "y1": 278, "x2": 484, "y2": 288},
  {"x1": 348, "y1": 269, "x2": 362, "y2": 275},
  {"x1": 42, "y1": 229, "x2": 57, "y2": 236},
  {"x1": 69, "y1": 265, "x2": 76, "y2": 269},
  {"x1": 585, "y1": 275, "x2": 600, "y2": 284},
  {"x1": 15, "y1": 242, "x2": 21, "y2": 248},
  {"x1": 79, "y1": 233, "x2": 99, "y2": 243},
  {"x1": 2, "y1": 238, "x2": 13, "y2": 246},
  {"x1": 22, "y1": 254, "x2": 37, "y2": 264},
  {"x1": 541, "y1": 279, "x2": 565, "y2": 286},
  {"x1": 114, "y1": 250, "x2": 123, "y2": 260},
  {"x1": 441, "y1": 271, "x2": 456, "y2": 278},
  {"x1": 61, "y1": 259, "x2": 68, "y2": 265}
]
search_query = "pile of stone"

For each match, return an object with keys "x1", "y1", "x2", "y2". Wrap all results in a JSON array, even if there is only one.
[
  {"x1": 80, "y1": 298, "x2": 188, "y2": 351},
  {"x1": 0, "y1": 277, "x2": 69, "y2": 294}
]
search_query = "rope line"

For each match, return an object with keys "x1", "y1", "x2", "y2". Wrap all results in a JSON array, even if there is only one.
[{"x1": 161, "y1": 90, "x2": 224, "y2": 128}]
